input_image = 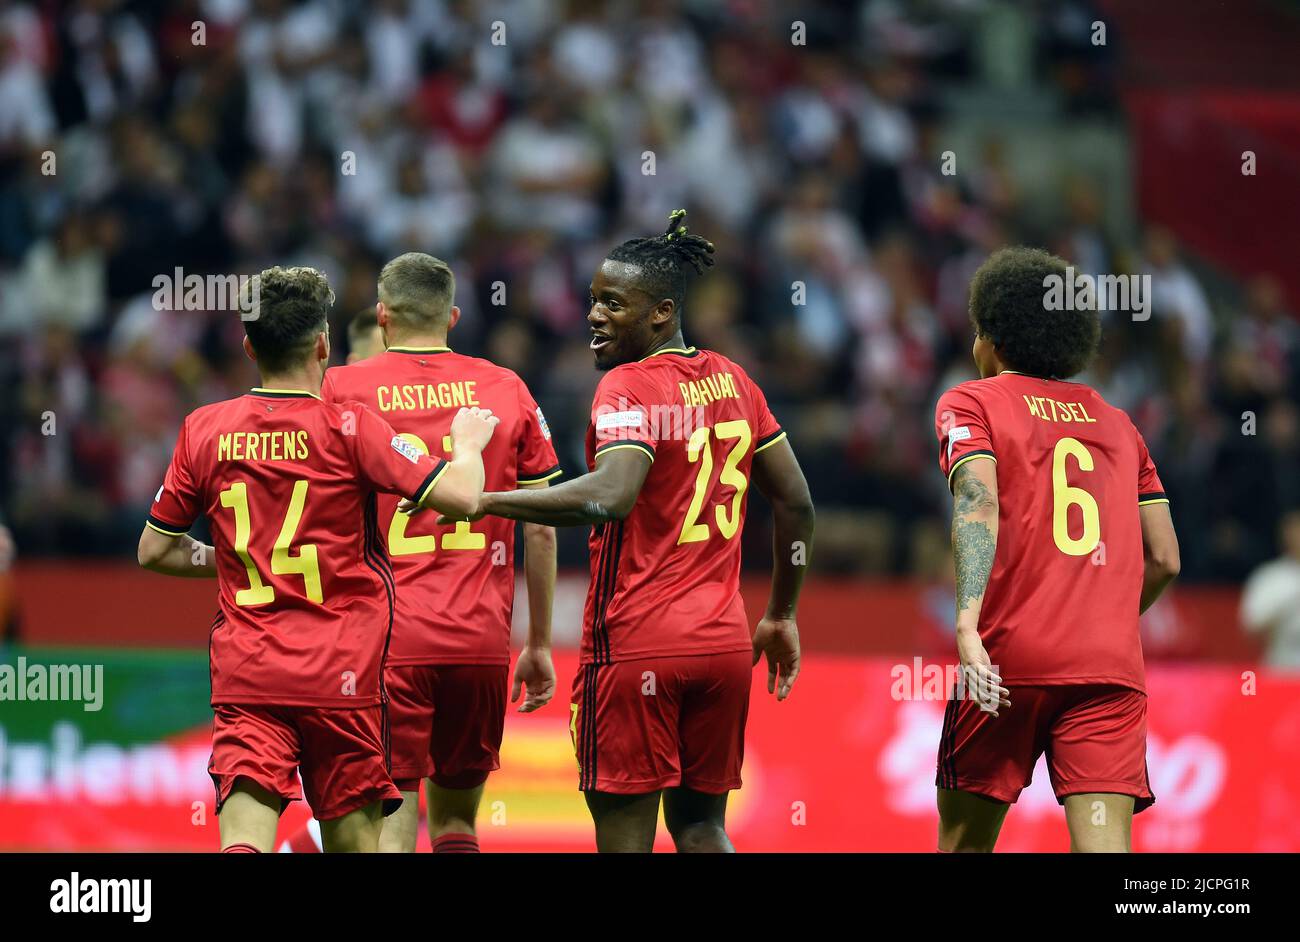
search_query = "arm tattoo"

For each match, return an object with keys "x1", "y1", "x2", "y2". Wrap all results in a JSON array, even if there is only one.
[{"x1": 952, "y1": 463, "x2": 997, "y2": 614}]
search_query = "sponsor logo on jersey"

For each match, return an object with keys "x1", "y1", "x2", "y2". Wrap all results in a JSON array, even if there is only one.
[
  {"x1": 391, "y1": 435, "x2": 422, "y2": 463},
  {"x1": 947, "y1": 425, "x2": 970, "y2": 460},
  {"x1": 596, "y1": 410, "x2": 644, "y2": 431}
]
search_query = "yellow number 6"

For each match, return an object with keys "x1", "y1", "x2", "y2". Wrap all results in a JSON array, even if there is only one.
[{"x1": 1052, "y1": 437, "x2": 1100, "y2": 556}]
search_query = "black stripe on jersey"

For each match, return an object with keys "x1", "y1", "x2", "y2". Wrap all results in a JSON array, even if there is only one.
[
  {"x1": 1138, "y1": 491, "x2": 1168, "y2": 503},
  {"x1": 592, "y1": 520, "x2": 624, "y2": 665},
  {"x1": 594, "y1": 439, "x2": 655, "y2": 461},
  {"x1": 517, "y1": 463, "x2": 563, "y2": 485},
  {"x1": 938, "y1": 689, "x2": 957, "y2": 790},
  {"x1": 756, "y1": 428, "x2": 786, "y2": 451},
  {"x1": 146, "y1": 512, "x2": 192, "y2": 536},
  {"x1": 581, "y1": 664, "x2": 600, "y2": 791},
  {"x1": 587, "y1": 523, "x2": 612, "y2": 666},
  {"x1": 207, "y1": 610, "x2": 226, "y2": 705},
  {"x1": 593, "y1": 526, "x2": 615, "y2": 665},
  {"x1": 579, "y1": 664, "x2": 590, "y2": 790},
  {"x1": 361, "y1": 493, "x2": 396, "y2": 748},
  {"x1": 410, "y1": 459, "x2": 448, "y2": 503},
  {"x1": 246, "y1": 389, "x2": 316, "y2": 399}
]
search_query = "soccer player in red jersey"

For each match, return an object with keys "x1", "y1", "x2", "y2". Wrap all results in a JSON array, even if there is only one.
[
  {"x1": 321, "y1": 253, "x2": 561, "y2": 854},
  {"x1": 135, "y1": 266, "x2": 499, "y2": 853},
  {"x1": 933, "y1": 247, "x2": 1181, "y2": 852},
  {"x1": 420, "y1": 212, "x2": 816, "y2": 852}
]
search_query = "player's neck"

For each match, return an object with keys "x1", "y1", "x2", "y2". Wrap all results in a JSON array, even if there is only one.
[
  {"x1": 385, "y1": 330, "x2": 449, "y2": 351},
  {"x1": 642, "y1": 331, "x2": 689, "y2": 358},
  {"x1": 258, "y1": 364, "x2": 323, "y2": 395}
]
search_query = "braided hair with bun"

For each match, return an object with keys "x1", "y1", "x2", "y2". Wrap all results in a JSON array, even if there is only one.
[{"x1": 605, "y1": 209, "x2": 715, "y2": 319}]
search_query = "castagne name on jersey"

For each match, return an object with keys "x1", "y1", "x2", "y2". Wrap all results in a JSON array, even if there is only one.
[{"x1": 378, "y1": 381, "x2": 479, "y2": 412}]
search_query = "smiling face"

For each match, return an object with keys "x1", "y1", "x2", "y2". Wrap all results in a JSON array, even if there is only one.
[{"x1": 587, "y1": 259, "x2": 674, "y2": 370}]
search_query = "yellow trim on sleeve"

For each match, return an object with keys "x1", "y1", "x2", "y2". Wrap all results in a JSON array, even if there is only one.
[
  {"x1": 145, "y1": 520, "x2": 188, "y2": 537},
  {"x1": 1138, "y1": 497, "x2": 1171, "y2": 506},
  {"x1": 250, "y1": 387, "x2": 322, "y2": 400},
  {"x1": 946, "y1": 452, "x2": 996, "y2": 486},
  {"x1": 415, "y1": 461, "x2": 451, "y2": 505},
  {"x1": 517, "y1": 468, "x2": 563, "y2": 485},
  {"x1": 640, "y1": 346, "x2": 697, "y2": 361},
  {"x1": 595, "y1": 443, "x2": 655, "y2": 463},
  {"x1": 753, "y1": 431, "x2": 788, "y2": 455}
]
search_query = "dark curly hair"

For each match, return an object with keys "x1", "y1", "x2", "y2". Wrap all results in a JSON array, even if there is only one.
[
  {"x1": 606, "y1": 209, "x2": 715, "y2": 317},
  {"x1": 968, "y1": 246, "x2": 1101, "y2": 379},
  {"x1": 242, "y1": 266, "x2": 334, "y2": 374}
]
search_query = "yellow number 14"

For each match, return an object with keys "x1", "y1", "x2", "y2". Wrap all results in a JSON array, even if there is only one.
[{"x1": 219, "y1": 479, "x2": 323, "y2": 605}]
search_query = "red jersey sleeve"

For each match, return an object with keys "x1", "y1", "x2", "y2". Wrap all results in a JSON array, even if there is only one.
[
  {"x1": 148, "y1": 419, "x2": 201, "y2": 535},
  {"x1": 1135, "y1": 426, "x2": 1168, "y2": 505},
  {"x1": 935, "y1": 385, "x2": 996, "y2": 490},
  {"x1": 744, "y1": 372, "x2": 786, "y2": 455},
  {"x1": 515, "y1": 378, "x2": 562, "y2": 484},
  {"x1": 591, "y1": 367, "x2": 660, "y2": 464},
  {"x1": 345, "y1": 400, "x2": 448, "y2": 502}
]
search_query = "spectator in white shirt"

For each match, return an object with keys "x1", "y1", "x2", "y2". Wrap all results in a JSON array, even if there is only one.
[{"x1": 1241, "y1": 510, "x2": 1300, "y2": 670}]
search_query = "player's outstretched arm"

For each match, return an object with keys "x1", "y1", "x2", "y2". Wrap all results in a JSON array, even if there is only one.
[
  {"x1": 417, "y1": 406, "x2": 499, "y2": 518},
  {"x1": 750, "y1": 438, "x2": 814, "y2": 700},
  {"x1": 949, "y1": 457, "x2": 1010, "y2": 715},
  {"x1": 466, "y1": 449, "x2": 652, "y2": 528},
  {"x1": 1138, "y1": 502, "x2": 1180, "y2": 614},
  {"x1": 513, "y1": 481, "x2": 558, "y2": 713},
  {"x1": 137, "y1": 526, "x2": 216, "y2": 578}
]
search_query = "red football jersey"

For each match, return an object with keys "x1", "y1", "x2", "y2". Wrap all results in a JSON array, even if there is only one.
[
  {"x1": 148, "y1": 387, "x2": 446, "y2": 707},
  {"x1": 582, "y1": 346, "x2": 785, "y2": 664},
  {"x1": 321, "y1": 346, "x2": 561, "y2": 665},
  {"x1": 935, "y1": 371, "x2": 1169, "y2": 692}
]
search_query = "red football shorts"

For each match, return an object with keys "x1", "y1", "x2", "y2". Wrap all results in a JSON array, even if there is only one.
[
  {"x1": 936, "y1": 683, "x2": 1155, "y2": 812},
  {"x1": 385, "y1": 664, "x2": 508, "y2": 792},
  {"x1": 570, "y1": 652, "x2": 752, "y2": 794},
  {"x1": 209, "y1": 703, "x2": 402, "y2": 821}
]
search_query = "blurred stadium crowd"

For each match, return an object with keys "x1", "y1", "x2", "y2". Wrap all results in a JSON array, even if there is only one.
[{"x1": 0, "y1": 0, "x2": 1295, "y2": 581}]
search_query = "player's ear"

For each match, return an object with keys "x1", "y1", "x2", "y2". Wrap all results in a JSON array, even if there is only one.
[
  {"x1": 376, "y1": 301, "x2": 389, "y2": 332},
  {"x1": 242, "y1": 335, "x2": 257, "y2": 363},
  {"x1": 316, "y1": 330, "x2": 330, "y2": 363},
  {"x1": 448, "y1": 305, "x2": 461, "y2": 331},
  {"x1": 651, "y1": 298, "x2": 675, "y2": 327}
]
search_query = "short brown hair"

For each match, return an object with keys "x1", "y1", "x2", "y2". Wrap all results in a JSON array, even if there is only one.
[
  {"x1": 377, "y1": 253, "x2": 455, "y2": 330},
  {"x1": 243, "y1": 266, "x2": 334, "y2": 373},
  {"x1": 347, "y1": 307, "x2": 379, "y2": 345}
]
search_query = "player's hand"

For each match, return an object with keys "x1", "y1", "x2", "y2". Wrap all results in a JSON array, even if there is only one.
[
  {"x1": 511, "y1": 644, "x2": 556, "y2": 713},
  {"x1": 450, "y1": 406, "x2": 499, "y2": 453},
  {"x1": 956, "y1": 626, "x2": 1010, "y2": 716},
  {"x1": 752, "y1": 616, "x2": 800, "y2": 701}
]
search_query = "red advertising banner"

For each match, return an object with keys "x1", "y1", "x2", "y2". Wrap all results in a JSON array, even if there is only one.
[
  {"x1": 11, "y1": 563, "x2": 1261, "y2": 661},
  {"x1": 2, "y1": 653, "x2": 1297, "y2": 852}
]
